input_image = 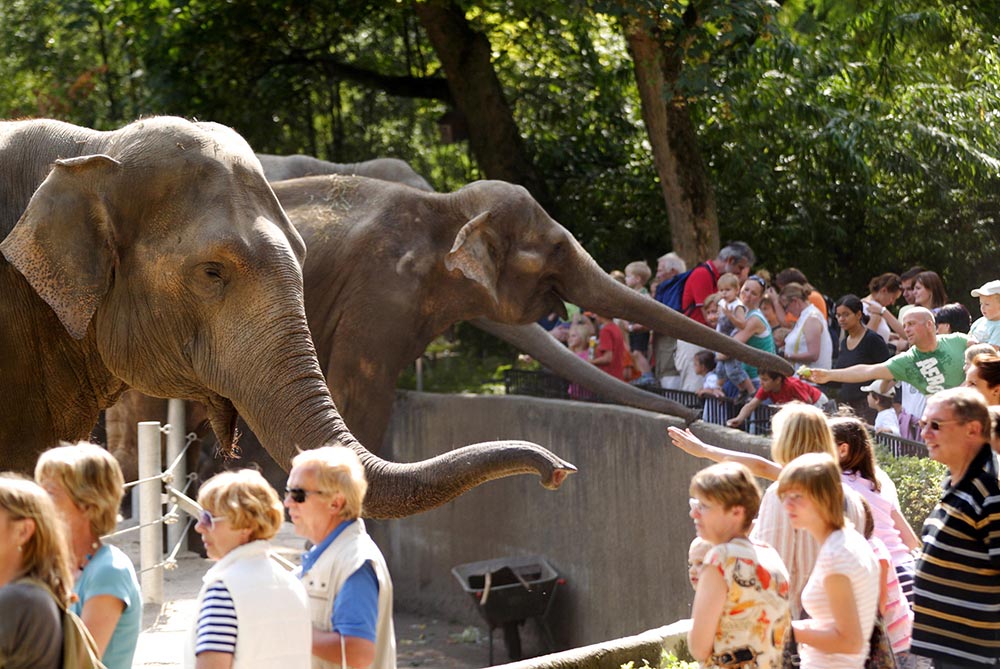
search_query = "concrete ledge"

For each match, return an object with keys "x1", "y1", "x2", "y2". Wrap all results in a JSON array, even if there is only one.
[{"x1": 492, "y1": 619, "x2": 692, "y2": 669}]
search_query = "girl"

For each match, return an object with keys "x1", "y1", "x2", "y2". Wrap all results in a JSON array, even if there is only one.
[{"x1": 779, "y1": 453, "x2": 879, "y2": 669}]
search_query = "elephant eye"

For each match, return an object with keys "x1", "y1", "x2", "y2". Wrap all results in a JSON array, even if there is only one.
[{"x1": 202, "y1": 263, "x2": 225, "y2": 281}]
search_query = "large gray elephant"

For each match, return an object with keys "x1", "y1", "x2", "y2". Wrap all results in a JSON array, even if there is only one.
[
  {"x1": 256, "y1": 153, "x2": 434, "y2": 191},
  {"x1": 0, "y1": 117, "x2": 572, "y2": 519},
  {"x1": 279, "y1": 175, "x2": 791, "y2": 449}
]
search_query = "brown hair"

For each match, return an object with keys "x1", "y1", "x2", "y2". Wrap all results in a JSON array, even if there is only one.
[
  {"x1": 777, "y1": 453, "x2": 845, "y2": 530},
  {"x1": 35, "y1": 442, "x2": 125, "y2": 537},
  {"x1": 868, "y1": 273, "x2": 901, "y2": 294},
  {"x1": 971, "y1": 353, "x2": 1000, "y2": 390},
  {"x1": 198, "y1": 469, "x2": 285, "y2": 542},
  {"x1": 0, "y1": 474, "x2": 74, "y2": 606},
  {"x1": 914, "y1": 271, "x2": 948, "y2": 309},
  {"x1": 689, "y1": 462, "x2": 761, "y2": 532},
  {"x1": 770, "y1": 403, "x2": 837, "y2": 466},
  {"x1": 828, "y1": 416, "x2": 880, "y2": 492}
]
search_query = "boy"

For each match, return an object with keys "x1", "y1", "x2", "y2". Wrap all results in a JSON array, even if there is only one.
[
  {"x1": 693, "y1": 350, "x2": 723, "y2": 398},
  {"x1": 970, "y1": 279, "x2": 1000, "y2": 347},
  {"x1": 726, "y1": 369, "x2": 829, "y2": 429},
  {"x1": 713, "y1": 273, "x2": 757, "y2": 402},
  {"x1": 590, "y1": 312, "x2": 628, "y2": 381},
  {"x1": 862, "y1": 380, "x2": 900, "y2": 435},
  {"x1": 623, "y1": 260, "x2": 653, "y2": 358},
  {"x1": 687, "y1": 462, "x2": 791, "y2": 668}
]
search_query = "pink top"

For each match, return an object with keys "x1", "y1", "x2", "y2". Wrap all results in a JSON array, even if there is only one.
[
  {"x1": 868, "y1": 536, "x2": 913, "y2": 654},
  {"x1": 840, "y1": 470, "x2": 910, "y2": 568}
]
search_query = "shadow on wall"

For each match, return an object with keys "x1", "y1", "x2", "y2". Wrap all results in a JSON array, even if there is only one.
[{"x1": 370, "y1": 391, "x2": 770, "y2": 654}]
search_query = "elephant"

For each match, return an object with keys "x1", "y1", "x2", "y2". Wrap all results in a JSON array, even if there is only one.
[
  {"x1": 255, "y1": 153, "x2": 434, "y2": 191},
  {"x1": 0, "y1": 116, "x2": 573, "y2": 519}
]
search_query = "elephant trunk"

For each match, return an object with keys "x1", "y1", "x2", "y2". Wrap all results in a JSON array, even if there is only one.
[
  {"x1": 562, "y1": 249, "x2": 794, "y2": 376},
  {"x1": 472, "y1": 319, "x2": 698, "y2": 422},
  {"x1": 222, "y1": 314, "x2": 575, "y2": 518}
]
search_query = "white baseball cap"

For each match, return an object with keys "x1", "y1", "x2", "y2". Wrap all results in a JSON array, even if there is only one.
[
  {"x1": 860, "y1": 380, "x2": 895, "y2": 398},
  {"x1": 971, "y1": 280, "x2": 1000, "y2": 297}
]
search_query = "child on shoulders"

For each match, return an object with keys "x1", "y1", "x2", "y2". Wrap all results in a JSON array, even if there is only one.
[
  {"x1": 970, "y1": 280, "x2": 1000, "y2": 347},
  {"x1": 713, "y1": 273, "x2": 758, "y2": 402}
]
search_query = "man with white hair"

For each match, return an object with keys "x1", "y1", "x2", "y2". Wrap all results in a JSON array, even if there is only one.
[
  {"x1": 910, "y1": 388, "x2": 1000, "y2": 667},
  {"x1": 285, "y1": 445, "x2": 395, "y2": 669},
  {"x1": 652, "y1": 251, "x2": 688, "y2": 387},
  {"x1": 809, "y1": 306, "x2": 973, "y2": 395}
]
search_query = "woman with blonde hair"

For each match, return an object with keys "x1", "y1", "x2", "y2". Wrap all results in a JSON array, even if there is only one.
[
  {"x1": 669, "y1": 402, "x2": 864, "y2": 614},
  {"x1": 190, "y1": 469, "x2": 311, "y2": 669},
  {"x1": 35, "y1": 441, "x2": 142, "y2": 669},
  {"x1": 778, "y1": 453, "x2": 879, "y2": 668},
  {"x1": 0, "y1": 474, "x2": 74, "y2": 669}
]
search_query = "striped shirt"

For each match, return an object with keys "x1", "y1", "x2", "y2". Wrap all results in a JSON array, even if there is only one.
[
  {"x1": 195, "y1": 581, "x2": 238, "y2": 656},
  {"x1": 911, "y1": 444, "x2": 1000, "y2": 666}
]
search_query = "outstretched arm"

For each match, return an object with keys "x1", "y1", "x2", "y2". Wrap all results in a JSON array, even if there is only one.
[
  {"x1": 666, "y1": 427, "x2": 781, "y2": 480},
  {"x1": 808, "y1": 363, "x2": 893, "y2": 385},
  {"x1": 727, "y1": 397, "x2": 762, "y2": 428}
]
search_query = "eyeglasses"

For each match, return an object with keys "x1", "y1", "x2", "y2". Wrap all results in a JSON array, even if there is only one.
[
  {"x1": 918, "y1": 418, "x2": 963, "y2": 432},
  {"x1": 779, "y1": 492, "x2": 805, "y2": 506},
  {"x1": 285, "y1": 487, "x2": 324, "y2": 504},
  {"x1": 688, "y1": 498, "x2": 713, "y2": 514},
  {"x1": 198, "y1": 509, "x2": 226, "y2": 530}
]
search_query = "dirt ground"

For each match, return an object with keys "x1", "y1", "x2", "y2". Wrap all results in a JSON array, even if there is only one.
[{"x1": 394, "y1": 610, "x2": 492, "y2": 669}]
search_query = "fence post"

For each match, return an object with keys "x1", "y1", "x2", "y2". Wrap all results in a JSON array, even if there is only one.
[
  {"x1": 166, "y1": 399, "x2": 187, "y2": 553},
  {"x1": 138, "y1": 420, "x2": 164, "y2": 604}
]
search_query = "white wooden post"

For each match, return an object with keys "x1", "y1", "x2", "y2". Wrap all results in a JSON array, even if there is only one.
[
  {"x1": 166, "y1": 399, "x2": 187, "y2": 552},
  {"x1": 138, "y1": 420, "x2": 164, "y2": 604}
]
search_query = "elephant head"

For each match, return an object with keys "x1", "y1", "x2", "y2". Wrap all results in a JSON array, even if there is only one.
[
  {"x1": 444, "y1": 181, "x2": 793, "y2": 376},
  {"x1": 0, "y1": 118, "x2": 572, "y2": 516}
]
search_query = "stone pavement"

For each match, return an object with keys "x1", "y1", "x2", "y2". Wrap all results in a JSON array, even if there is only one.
[{"x1": 111, "y1": 520, "x2": 488, "y2": 668}]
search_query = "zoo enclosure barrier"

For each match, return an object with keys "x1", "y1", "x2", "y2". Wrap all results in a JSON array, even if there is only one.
[
  {"x1": 502, "y1": 368, "x2": 928, "y2": 458},
  {"x1": 103, "y1": 399, "x2": 200, "y2": 605}
]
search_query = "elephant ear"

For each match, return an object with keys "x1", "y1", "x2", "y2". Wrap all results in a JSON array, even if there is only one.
[
  {"x1": 0, "y1": 154, "x2": 121, "y2": 340},
  {"x1": 444, "y1": 211, "x2": 501, "y2": 306}
]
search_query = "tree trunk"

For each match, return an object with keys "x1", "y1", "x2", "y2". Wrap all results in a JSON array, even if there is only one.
[
  {"x1": 623, "y1": 21, "x2": 719, "y2": 267},
  {"x1": 414, "y1": 0, "x2": 553, "y2": 212}
]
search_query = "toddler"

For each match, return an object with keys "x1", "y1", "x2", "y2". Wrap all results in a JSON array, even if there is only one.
[
  {"x1": 713, "y1": 273, "x2": 757, "y2": 402},
  {"x1": 566, "y1": 323, "x2": 595, "y2": 400},
  {"x1": 693, "y1": 350, "x2": 723, "y2": 398},
  {"x1": 970, "y1": 280, "x2": 1000, "y2": 346},
  {"x1": 862, "y1": 380, "x2": 900, "y2": 435}
]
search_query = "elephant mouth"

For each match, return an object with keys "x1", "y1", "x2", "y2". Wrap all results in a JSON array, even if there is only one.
[{"x1": 203, "y1": 395, "x2": 240, "y2": 459}]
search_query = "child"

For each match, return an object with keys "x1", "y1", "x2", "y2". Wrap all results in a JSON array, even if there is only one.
[
  {"x1": 772, "y1": 326, "x2": 791, "y2": 356},
  {"x1": 726, "y1": 369, "x2": 829, "y2": 429},
  {"x1": 687, "y1": 462, "x2": 791, "y2": 668},
  {"x1": 858, "y1": 498, "x2": 914, "y2": 664},
  {"x1": 622, "y1": 260, "x2": 653, "y2": 362},
  {"x1": 713, "y1": 273, "x2": 757, "y2": 402},
  {"x1": 687, "y1": 536, "x2": 712, "y2": 590},
  {"x1": 566, "y1": 323, "x2": 595, "y2": 400},
  {"x1": 590, "y1": 312, "x2": 629, "y2": 381},
  {"x1": 624, "y1": 260, "x2": 652, "y2": 296},
  {"x1": 862, "y1": 380, "x2": 901, "y2": 435},
  {"x1": 694, "y1": 350, "x2": 723, "y2": 398},
  {"x1": 970, "y1": 280, "x2": 1000, "y2": 346}
]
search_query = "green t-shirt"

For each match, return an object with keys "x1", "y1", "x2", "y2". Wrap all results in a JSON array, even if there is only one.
[{"x1": 885, "y1": 333, "x2": 969, "y2": 395}]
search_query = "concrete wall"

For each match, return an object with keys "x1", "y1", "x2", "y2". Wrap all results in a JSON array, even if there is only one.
[{"x1": 368, "y1": 391, "x2": 771, "y2": 654}]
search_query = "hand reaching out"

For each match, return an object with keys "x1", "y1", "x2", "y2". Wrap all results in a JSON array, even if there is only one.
[{"x1": 667, "y1": 426, "x2": 709, "y2": 459}]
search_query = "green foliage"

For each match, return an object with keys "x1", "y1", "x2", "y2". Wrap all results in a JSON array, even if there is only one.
[
  {"x1": 620, "y1": 647, "x2": 698, "y2": 669},
  {"x1": 876, "y1": 445, "x2": 947, "y2": 531}
]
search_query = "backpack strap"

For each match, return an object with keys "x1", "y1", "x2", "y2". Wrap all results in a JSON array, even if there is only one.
[{"x1": 683, "y1": 261, "x2": 718, "y2": 316}]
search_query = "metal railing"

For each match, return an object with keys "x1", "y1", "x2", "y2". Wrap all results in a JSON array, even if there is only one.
[{"x1": 502, "y1": 369, "x2": 927, "y2": 456}]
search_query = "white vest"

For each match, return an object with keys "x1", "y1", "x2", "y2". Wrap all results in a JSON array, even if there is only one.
[
  {"x1": 186, "y1": 540, "x2": 312, "y2": 669},
  {"x1": 787, "y1": 303, "x2": 833, "y2": 372},
  {"x1": 299, "y1": 520, "x2": 396, "y2": 669}
]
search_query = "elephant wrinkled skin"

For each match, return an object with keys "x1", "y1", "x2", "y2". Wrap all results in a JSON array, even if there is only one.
[{"x1": 0, "y1": 117, "x2": 573, "y2": 519}]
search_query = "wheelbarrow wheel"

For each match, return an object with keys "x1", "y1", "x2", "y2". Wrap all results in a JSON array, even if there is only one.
[{"x1": 502, "y1": 621, "x2": 523, "y2": 661}]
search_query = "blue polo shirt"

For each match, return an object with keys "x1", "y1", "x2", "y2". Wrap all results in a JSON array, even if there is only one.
[{"x1": 300, "y1": 520, "x2": 379, "y2": 642}]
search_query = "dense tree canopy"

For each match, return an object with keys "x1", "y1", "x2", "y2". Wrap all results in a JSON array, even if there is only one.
[{"x1": 1, "y1": 0, "x2": 997, "y2": 305}]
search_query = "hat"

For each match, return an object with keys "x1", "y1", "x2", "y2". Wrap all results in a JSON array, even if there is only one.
[
  {"x1": 860, "y1": 380, "x2": 895, "y2": 398},
  {"x1": 971, "y1": 280, "x2": 1000, "y2": 298}
]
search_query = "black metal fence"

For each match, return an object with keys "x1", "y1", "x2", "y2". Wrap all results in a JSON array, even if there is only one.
[{"x1": 501, "y1": 369, "x2": 927, "y2": 458}]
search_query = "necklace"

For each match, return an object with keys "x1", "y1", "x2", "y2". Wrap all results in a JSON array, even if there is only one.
[{"x1": 79, "y1": 541, "x2": 101, "y2": 571}]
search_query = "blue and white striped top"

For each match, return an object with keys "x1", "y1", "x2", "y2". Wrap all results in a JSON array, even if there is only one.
[{"x1": 195, "y1": 581, "x2": 238, "y2": 656}]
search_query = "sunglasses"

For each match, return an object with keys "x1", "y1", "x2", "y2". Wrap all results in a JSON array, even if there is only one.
[
  {"x1": 746, "y1": 275, "x2": 766, "y2": 289},
  {"x1": 285, "y1": 487, "x2": 323, "y2": 504},
  {"x1": 198, "y1": 509, "x2": 226, "y2": 530},
  {"x1": 918, "y1": 418, "x2": 963, "y2": 432}
]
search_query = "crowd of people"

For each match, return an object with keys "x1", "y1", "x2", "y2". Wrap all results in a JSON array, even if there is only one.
[
  {"x1": 676, "y1": 387, "x2": 1000, "y2": 669},
  {"x1": 0, "y1": 442, "x2": 396, "y2": 669},
  {"x1": 543, "y1": 242, "x2": 1000, "y2": 444}
]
